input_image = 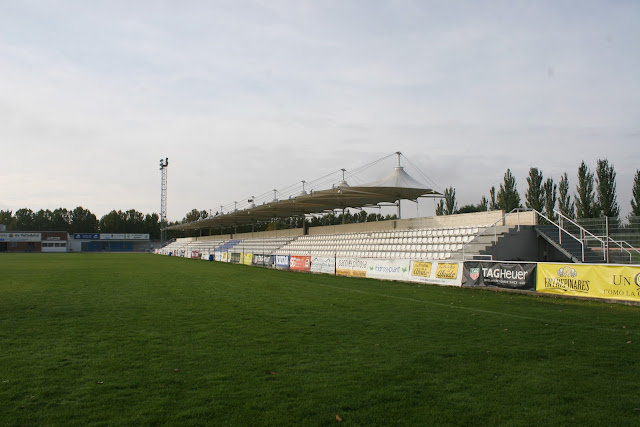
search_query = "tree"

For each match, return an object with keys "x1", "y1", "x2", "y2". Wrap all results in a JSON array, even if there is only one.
[
  {"x1": 183, "y1": 209, "x2": 206, "y2": 223},
  {"x1": 525, "y1": 168, "x2": 545, "y2": 212},
  {"x1": 123, "y1": 209, "x2": 145, "y2": 233},
  {"x1": 497, "y1": 169, "x2": 521, "y2": 212},
  {"x1": 435, "y1": 187, "x2": 456, "y2": 216},
  {"x1": 631, "y1": 170, "x2": 640, "y2": 217},
  {"x1": 34, "y1": 209, "x2": 53, "y2": 231},
  {"x1": 575, "y1": 161, "x2": 598, "y2": 219},
  {"x1": 489, "y1": 186, "x2": 499, "y2": 210},
  {"x1": 0, "y1": 210, "x2": 15, "y2": 230},
  {"x1": 542, "y1": 178, "x2": 557, "y2": 221},
  {"x1": 478, "y1": 196, "x2": 489, "y2": 212},
  {"x1": 100, "y1": 210, "x2": 126, "y2": 233},
  {"x1": 595, "y1": 159, "x2": 620, "y2": 221},
  {"x1": 51, "y1": 208, "x2": 71, "y2": 231},
  {"x1": 558, "y1": 172, "x2": 575, "y2": 219},
  {"x1": 144, "y1": 213, "x2": 160, "y2": 240},
  {"x1": 14, "y1": 208, "x2": 36, "y2": 230},
  {"x1": 456, "y1": 204, "x2": 483, "y2": 214},
  {"x1": 71, "y1": 206, "x2": 99, "y2": 233}
]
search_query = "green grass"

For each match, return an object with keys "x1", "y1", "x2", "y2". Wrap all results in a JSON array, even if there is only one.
[{"x1": 1, "y1": 254, "x2": 639, "y2": 426}]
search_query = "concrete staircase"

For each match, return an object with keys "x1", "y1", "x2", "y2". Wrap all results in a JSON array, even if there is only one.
[{"x1": 534, "y1": 225, "x2": 603, "y2": 263}]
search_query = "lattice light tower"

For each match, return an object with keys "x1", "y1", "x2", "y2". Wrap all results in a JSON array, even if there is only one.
[{"x1": 159, "y1": 157, "x2": 169, "y2": 244}]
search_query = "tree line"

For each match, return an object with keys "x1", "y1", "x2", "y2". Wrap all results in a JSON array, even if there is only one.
[
  {"x1": 0, "y1": 206, "x2": 399, "y2": 239},
  {"x1": 0, "y1": 207, "x2": 162, "y2": 239},
  {"x1": 179, "y1": 208, "x2": 398, "y2": 237},
  {"x1": 436, "y1": 160, "x2": 640, "y2": 223},
  {"x1": 5, "y1": 159, "x2": 637, "y2": 237}
]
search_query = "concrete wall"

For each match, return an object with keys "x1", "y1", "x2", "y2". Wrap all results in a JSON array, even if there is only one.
[
  {"x1": 504, "y1": 210, "x2": 538, "y2": 227},
  {"x1": 191, "y1": 228, "x2": 305, "y2": 242},
  {"x1": 487, "y1": 226, "x2": 540, "y2": 261},
  {"x1": 232, "y1": 228, "x2": 304, "y2": 240},
  {"x1": 308, "y1": 211, "x2": 510, "y2": 236}
]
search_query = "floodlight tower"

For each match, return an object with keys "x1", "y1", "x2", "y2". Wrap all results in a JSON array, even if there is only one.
[{"x1": 159, "y1": 157, "x2": 169, "y2": 244}]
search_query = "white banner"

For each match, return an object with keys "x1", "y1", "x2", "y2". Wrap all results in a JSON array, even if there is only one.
[
  {"x1": 365, "y1": 259, "x2": 411, "y2": 281},
  {"x1": 100, "y1": 234, "x2": 125, "y2": 240},
  {"x1": 125, "y1": 234, "x2": 149, "y2": 240},
  {"x1": 336, "y1": 258, "x2": 369, "y2": 278},
  {"x1": 0, "y1": 232, "x2": 41, "y2": 242},
  {"x1": 310, "y1": 256, "x2": 336, "y2": 274},
  {"x1": 407, "y1": 261, "x2": 463, "y2": 287}
]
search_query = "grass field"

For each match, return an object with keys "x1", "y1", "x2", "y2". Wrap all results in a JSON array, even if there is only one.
[{"x1": 1, "y1": 254, "x2": 639, "y2": 425}]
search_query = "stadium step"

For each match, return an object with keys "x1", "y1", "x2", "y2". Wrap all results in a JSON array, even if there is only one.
[{"x1": 534, "y1": 225, "x2": 603, "y2": 263}]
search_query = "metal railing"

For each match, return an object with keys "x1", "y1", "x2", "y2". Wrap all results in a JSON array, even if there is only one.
[
  {"x1": 554, "y1": 211, "x2": 640, "y2": 264},
  {"x1": 462, "y1": 208, "x2": 586, "y2": 262}
]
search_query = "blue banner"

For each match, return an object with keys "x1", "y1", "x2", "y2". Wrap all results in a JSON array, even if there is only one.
[
  {"x1": 74, "y1": 233, "x2": 99, "y2": 240},
  {"x1": 275, "y1": 255, "x2": 290, "y2": 270}
]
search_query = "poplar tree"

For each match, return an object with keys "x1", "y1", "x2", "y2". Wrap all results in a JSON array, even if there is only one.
[
  {"x1": 479, "y1": 196, "x2": 489, "y2": 211},
  {"x1": 631, "y1": 170, "x2": 640, "y2": 217},
  {"x1": 542, "y1": 178, "x2": 557, "y2": 221},
  {"x1": 558, "y1": 172, "x2": 575, "y2": 219},
  {"x1": 575, "y1": 161, "x2": 598, "y2": 219},
  {"x1": 435, "y1": 187, "x2": 457, "y2": 215},
  {"x1": 489, "y1": 186, "x2": 499, "y2": 210},
  {"x1": 525, "y1": 167, "x2": 545, "y2": 212},
  {"x1": 595, "y1": 159, "x2": 620, "y2": 221},
  {"x1": 497, "y1": 169, "x2": 521, "y2": 212}
]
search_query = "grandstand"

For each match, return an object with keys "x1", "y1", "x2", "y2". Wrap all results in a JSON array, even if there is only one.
[
  {"x1": 158, "y1": 152, "x2": 640, "y2": 303},
  {"x1": 160, "y1": 209, "x2": 536, "y2": 262}
]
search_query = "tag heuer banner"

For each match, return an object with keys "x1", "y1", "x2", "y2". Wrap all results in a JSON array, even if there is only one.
[{"x1": 463, "y1": 261, "x2": 537, "y2": 290}]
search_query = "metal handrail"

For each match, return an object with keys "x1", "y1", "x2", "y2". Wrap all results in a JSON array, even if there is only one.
[
  {"x1": 461, "y1": 208, "x2": 586, "y2": 261},
  {"x1": 554, "y1": 210, "x2": 607, "y2": 245},
  {"x1": 599, "y1": 236, "x2": 640, "y2": 264},
  {"x1": 552, "y1": 210, "x2": 636, "y2": 263}
]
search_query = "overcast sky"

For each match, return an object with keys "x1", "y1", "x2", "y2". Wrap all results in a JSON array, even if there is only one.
[{"x1": 1, "y1": 0, "x2": 639, "y2": 221}]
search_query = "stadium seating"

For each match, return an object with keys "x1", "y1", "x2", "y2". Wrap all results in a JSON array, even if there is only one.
[{"x1": 158, "y1": 225, "x2": 490, "y2": 261}]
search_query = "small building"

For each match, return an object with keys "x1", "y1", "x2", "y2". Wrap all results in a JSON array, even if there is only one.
[
  {"x1": 0, "y1": 232, "x2": 69, "y2": 253},
  {"x1": 70, "y1": 233, "x2": 152, "y2": 252},
  {"x1": 41, "y1": 231, "x2": 70, "y2": 253}
]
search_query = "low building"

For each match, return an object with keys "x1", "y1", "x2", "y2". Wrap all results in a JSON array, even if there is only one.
[{"x1": 0, "y1": 232, "x2": 69, "y2": 253}]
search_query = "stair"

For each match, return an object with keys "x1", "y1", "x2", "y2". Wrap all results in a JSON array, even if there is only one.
[
  {"x1": 462, "y1": 226, "x2": 513, "y2": 260},
  {"x1": 535, "y1": 225, "x2": 603, "y2": 263}
]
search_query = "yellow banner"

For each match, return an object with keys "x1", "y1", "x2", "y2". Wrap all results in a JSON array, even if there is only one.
[
  {"x1": 537, "y1": 263, "x2": 640, "y2": 302},
  {"x1": 411, "y1": 262, "x2": 432, "y2": 277},
  {"x1": 336, "y1": 269, "x2": 367, "y2": 278},
  {"x1": 436, "y1": 263, "x2": 459, "y2": 280},
  {"x1": 241, "y1": 253, "x2": 253, "y2": 265}
]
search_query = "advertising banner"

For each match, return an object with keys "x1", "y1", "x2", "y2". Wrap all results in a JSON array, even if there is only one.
[
  {"x1": 290, "y1": 255, "x2": 311, "y2": 272},
  {"x1": 229, "y1": 252, "x2": 241, "y2": 264},
  {"x1": 125, "y1": 234, "x2": 149, "y2": 240},
  {"x1": 100, "y1": 234, "x2": 125, "y2": 240},
  {"x1": 241, "y1": 253, "x2": 253, "y2": 265},
  {"x1": 407, "y1": 261, "x2": 463, "y2": 287},
  {"x1": 365, "y1": 259, "x2": 411, "y2": 281},
  {"x1": 336, "y1": 258, "x2": 368, "y2": 278},
  {"x1": 0, "y1": 233, "x2": 41, "y2": 242},
  {"x1": 310, "y1": 256, "x2": 336, "y2": 274},
  {"x1": 219, "y1": 252, "x2": 229, "y2": 263},
  {"x1": 252, "y1": 254, "x2": 274, "y2": 267},
  {"x1": 537, "y1": 263, "x2": 640, "y2": 302},
  {"x1": 275, "y1": 255, "x2": 290, "y2": 270},
  {"x1": 73, "y1": 233, "x2": 99, "y2": 240},
  {"x1": 463, "y1": 261, "x2": 537, "y2": 290}
]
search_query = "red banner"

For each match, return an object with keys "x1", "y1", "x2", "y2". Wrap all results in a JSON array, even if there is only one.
[{"x1": 290, "y1": 256, "x2": 311, "y2": 272}]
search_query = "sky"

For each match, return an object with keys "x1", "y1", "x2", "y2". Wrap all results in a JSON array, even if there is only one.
[{"x1": 1, "y1": 0, "x2": 639, "y2": 222}]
